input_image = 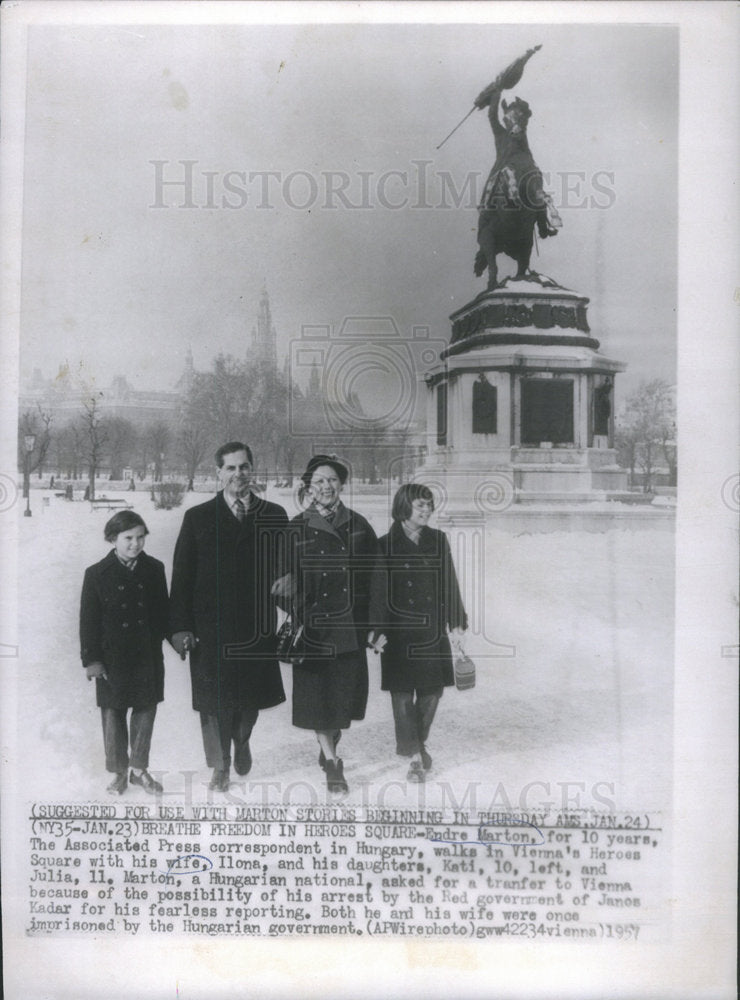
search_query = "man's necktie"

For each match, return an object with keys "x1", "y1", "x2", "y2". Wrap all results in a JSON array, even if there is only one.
[{"x1": 234, "y1": 498, "x2": 246, "y2": 522}]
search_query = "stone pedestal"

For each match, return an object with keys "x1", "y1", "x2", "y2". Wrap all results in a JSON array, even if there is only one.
[{"x1": 417, "y1": 277, "x2": 629, "y2": 511}]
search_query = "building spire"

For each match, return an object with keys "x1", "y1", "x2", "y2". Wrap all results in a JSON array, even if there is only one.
[
  {"x1": 175, "y1": 344, "x2": 195, "y2": 393},
  {"x1": 252, "y1": 285, "x2": 278, "y2": 372}
]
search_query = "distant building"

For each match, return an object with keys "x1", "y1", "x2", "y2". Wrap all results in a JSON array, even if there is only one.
[
  {"x1": 19, "y1": 286, "x2": 276, "y2": 431},
  {"x1": 19, "y1": 361, "x2": 189, "y2": 432},
  {"x1": 20, "y1": 288, "x2": 429, "y2": 483}
]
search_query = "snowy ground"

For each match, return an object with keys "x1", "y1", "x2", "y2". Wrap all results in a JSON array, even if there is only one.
[{"x1": 12, "y1": 487, "x2": 674, "y2": 816}]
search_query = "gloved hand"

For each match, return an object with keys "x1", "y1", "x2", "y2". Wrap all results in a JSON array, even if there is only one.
[
  {"x1": 367, "y1": 631, "x2": 387, "y2": 654},
  {"x1": 449, "y1": 628, "x2": 466, "y2": 653},
  {"x1": 171, "y1": 631, "x2": 196, "y2": 660},
  {"x1": 86, "y1": 662, "x2": 107, "y2": 681}
]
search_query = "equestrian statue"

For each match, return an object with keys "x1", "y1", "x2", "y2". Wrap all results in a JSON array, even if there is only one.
[{"x1": 469, "y1": 45, "x2": 562, "y2": 289}]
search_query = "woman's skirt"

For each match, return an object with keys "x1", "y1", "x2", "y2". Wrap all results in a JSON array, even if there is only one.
[{"x1": 291, "y1": 649, "x2": 368, "y2": 731}]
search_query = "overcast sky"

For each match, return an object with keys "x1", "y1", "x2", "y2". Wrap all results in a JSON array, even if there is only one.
[{"x1": 19, "y1": 21, "x2": 678, "y2": 405}]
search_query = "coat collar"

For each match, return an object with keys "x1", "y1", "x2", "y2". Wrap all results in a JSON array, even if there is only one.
[
  {"x1": 217, "y1": 488, "x2": 268, "y2": 524},
  {"x1": 388, "y1": 519, "x2": 438, "y2": 554},
  {"x1": 301, "y1": 500, "x2": 351, "y2": 536},
  {"x1": 101, "y1": 548, "x2": 150, "y2": 576}
]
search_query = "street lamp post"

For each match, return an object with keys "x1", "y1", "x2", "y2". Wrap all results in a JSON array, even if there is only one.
[{"x1": 23, "y1": 433, "x2": 36, "y2": 517}]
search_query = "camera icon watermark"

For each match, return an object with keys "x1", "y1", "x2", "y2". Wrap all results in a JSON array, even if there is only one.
[
  {"x1": 721, "y1": 474, "x2": 739, "y2": 512},
  {"x1": 288, "y1": 317, "x2": 446, "y2": 441},
  {"x1": 0, "y1": 473, "x2": 20, "y2": 513}
]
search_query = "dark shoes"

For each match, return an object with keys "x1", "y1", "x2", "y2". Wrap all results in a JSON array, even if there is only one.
[
  {"x1": 209, "y1": 768, "x2": 230, "y2": 792},
  {"x1": 107, "y1": 772, "x2": 127, "y2": 795},
  {"x1": 108, "y1": 769, "x2": 163, "y2": 795},
  {"x1": 234, "y1": 742, "x2": 252, "y2": 777},
  {"x1": 325, "y1": 758, "x2": 348, "y2": 796},
  {"x1": 318, "y1": 730, "x2": 342, "y2": 772},
  {"x1": 407, "y1": 761, "x2": 426, "y2": 783},
  {"x1": 407, "y1": 747, "x2": 432, "y2": 781},
  {"x1": 130, "y1": 770, "x2": 163, "y2": 794}
]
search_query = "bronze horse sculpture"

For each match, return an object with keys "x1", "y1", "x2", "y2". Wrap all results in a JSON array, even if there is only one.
[{"x1": 472, "y1": 47, "x2": 561, "y2": 290}]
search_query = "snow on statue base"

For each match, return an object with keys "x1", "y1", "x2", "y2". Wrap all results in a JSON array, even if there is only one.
[{"x1": 416, "y1": 278, "x2": 641, "y2": 519}]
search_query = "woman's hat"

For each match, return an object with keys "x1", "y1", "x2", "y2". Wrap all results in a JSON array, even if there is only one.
[{"x1": 301, "y1": 454, "x2": 349, "y2": 488}]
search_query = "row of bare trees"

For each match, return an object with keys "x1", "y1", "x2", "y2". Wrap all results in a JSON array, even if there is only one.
[
  {"x1": 19, "y1": 395, "x2": 182, "y2": 501},
  {"x1": 176, "y1": 354, "x2": 296, "y2": 482},
  {"x1": 21, "y1": 372, "x2": 676, "y2": 500},
  {"x1": 176, "y1": 353, "x2": 410, "y2": 485},
  {"x1": 20, "y1": 371, "x2": 676, "y2": 500},
  {"x1": 18, "y1": 352, "x2": 406, "y2": 500}
]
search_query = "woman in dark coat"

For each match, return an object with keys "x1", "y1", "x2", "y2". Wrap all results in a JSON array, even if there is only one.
[
  {"x1": 274, "y1": 455, "x2": 378, "y2": 795},
  {"x1": 80, "y1": 511, "x2": 170, "y2": 795},
  {"x1": 371, "y1": 483, "x2": 468, "y2": 783}
]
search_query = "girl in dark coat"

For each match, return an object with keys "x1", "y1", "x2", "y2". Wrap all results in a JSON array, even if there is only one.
[
  {"x1": 370, "y1": 484, "x2": 468, "y2": 783},
  {"x1": 80, "y1": 511, "x2": 170, "y2": 795},
  {"x1": 273, "y1": 455, "x2": 378, "y2": 796}
]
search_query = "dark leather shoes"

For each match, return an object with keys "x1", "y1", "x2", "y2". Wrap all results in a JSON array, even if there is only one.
[
  {"x1": 208, "y1": 768, "x2": 230, "y2": 792},
  {"x1": 318, "y1": 730, "x2": 342, "y2": 772},
  {"x1": 130, "y1": 770, "x2": 163, "y2": 794},
  {"x1": 107, "y1": 772, "x2": 127, "y2": 795},
  {"x1": 234, "y1": 742, "x2": 252, "y2": 776},
  {"x1": 407, "y1": 761, "x2": 425, "y2": 783},
  {"x1": 325, "y1": 758, "x2": 348, "y2": 796}
]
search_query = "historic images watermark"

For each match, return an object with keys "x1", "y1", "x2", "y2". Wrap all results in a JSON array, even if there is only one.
[
  {"x1": 86, "y1": 771, "x2": 618, "y2": 813},
  {"x1": 149, "y1": 160, "x2": 617, "y2": 212}
]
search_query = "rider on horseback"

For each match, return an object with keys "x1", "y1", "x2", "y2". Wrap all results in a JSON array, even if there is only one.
[{"x1": 473, "y1": 48, "x2": 561, "y2": 289}]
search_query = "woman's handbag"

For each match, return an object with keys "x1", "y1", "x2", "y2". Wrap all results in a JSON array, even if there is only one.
[
  {"x1": 276, "y1": 606, "x2": 305, "y2": 666},
  {"x1": 450, "y1": 635, "x2": 476, "y2": 690},
  {"x1": 453, "y1": 652, "x2": 476, "y2": 690}
]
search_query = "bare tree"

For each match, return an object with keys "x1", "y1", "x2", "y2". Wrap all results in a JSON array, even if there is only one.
[
  {"x1": 178, "y1": 356, "x2": 253, "y2": 467},
  {"x1": 617, "y1": 379, "x2": 676, "y2": 493},
  {"x1": 54, "y1": 422, "x2": 85, "y2": 479},
  {"x1": 276, "y1": 378, "x2": 306, "y2": 485},
  {"x1": 176, "y1": 420, "x2": 210, "y2": 489},
  {"x1": 80, "y1": 394, "x2": 108, "y2": 500},
  {"x1": 615, "y1": 423, "x2": 639, "y2": 487},
  {"x1": 247, "y1": 362, "x2": 289, "y2": 478},
  {"x1": 18, "y1": 405, "x2": 53, "y2": 495},
  {"x1": 143, "y1": 420, "x2": 172, "y2": 482},
  {"x1": 106, "y1": 417, "x2": 138, "y2": 480},
  {"x1": 198, "y1": 355, "x2": 252, "y2": 443},
  {"x1": 135, "y1": 433, "x2": 151, "y2": 481},
  {"x1": 660, "y1": 419, "x2": 677, "y2": 487}
]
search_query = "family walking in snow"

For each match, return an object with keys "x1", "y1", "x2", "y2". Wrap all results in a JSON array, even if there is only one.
[{"x1": 79, "y1": 442, "x2": 468, "y2": 798}]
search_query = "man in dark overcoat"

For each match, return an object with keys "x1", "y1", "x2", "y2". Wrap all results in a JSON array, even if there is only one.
[{"x1": 169, "y1": 442, "x2": 288, "y2": 791}]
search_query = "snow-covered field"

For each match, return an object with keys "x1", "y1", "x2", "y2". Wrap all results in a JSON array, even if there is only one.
[{"x1": 12, "y1": 487, "x2": 674, "y2": 816}]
